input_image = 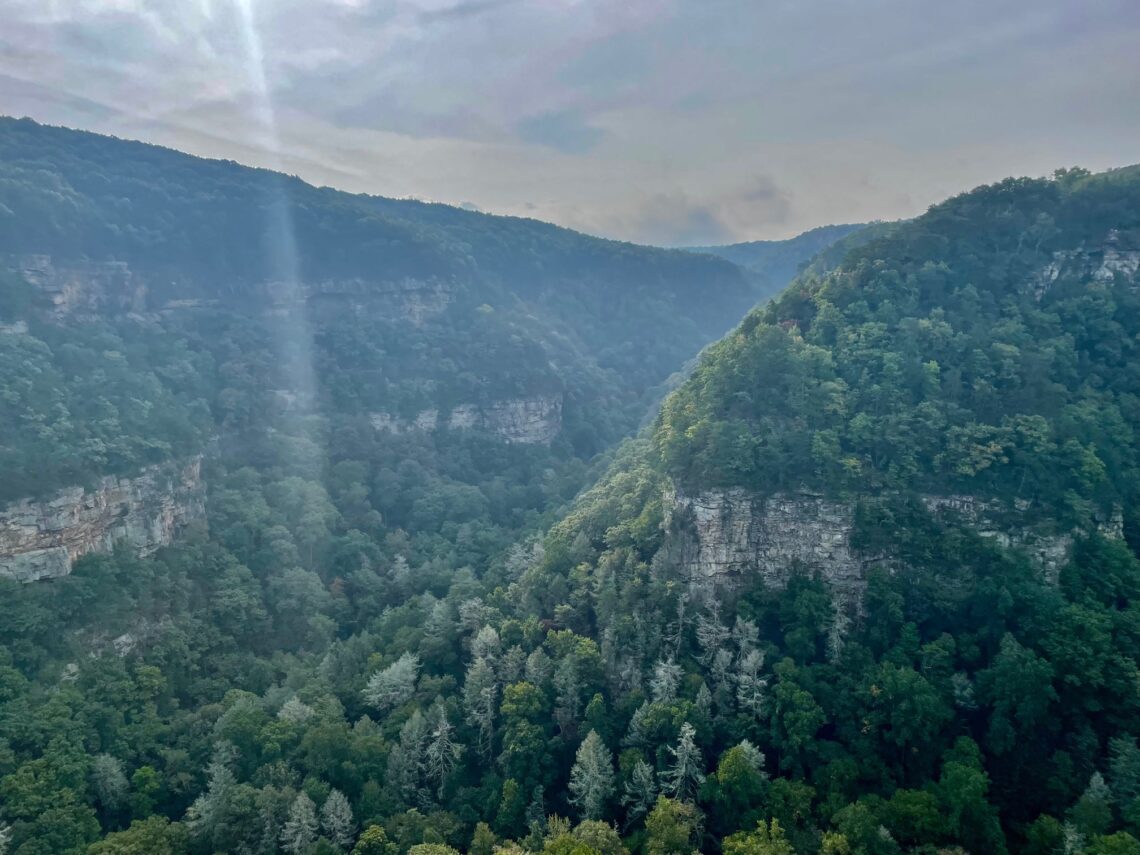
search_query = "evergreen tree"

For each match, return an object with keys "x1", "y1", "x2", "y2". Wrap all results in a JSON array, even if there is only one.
[
  {"x1": 622, "y1": 759, "x2": 657, "y2": 824},
  {"x1": 185, "y1": 748, "x2": 239, "y2": 850},
  {"x1": 568, "y1": 730, "x2": 615, "y2": 820},
  {"x1": 664, "y1": 723, "x2": 705, "y2": 802},
  {"x1": 650, "y1": 659, "x2": 682, "y2": 704},
  {"x1": 363, "y1": 652, "x2": 420, "y2": 712},
  {"x1": 385, "y1": 710, "x2": 430, "y2": 809},
  {"x1": 321, "y1": 789, "x2": 356, "y2": 849},
  {"x1": 464, "y1": 657, "x2": 499, "y2": 761},
  {"x1": 281, "y1": 792, "x2": 318, "y2": 855},
  {"x1": 426, "y1": 704, "x2": 463, "y2": 798}
]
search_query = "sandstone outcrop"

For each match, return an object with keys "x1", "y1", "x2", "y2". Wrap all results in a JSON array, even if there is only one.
[
  {"x1": 667, "y1": 486, "x2": 1123, "y2": 601},
  {"x1": 15, "y1": 254, "x2": 147, "y2": 319},
  {"x1": 1034, "y1": 231, "x2": 1140, "y2": 299},
  {"x1": 370, "y1": 395, "x2": 563, "y2": 444},
  {"x1": 0, "y1": 458, "x2": 206, "y2": 582}
]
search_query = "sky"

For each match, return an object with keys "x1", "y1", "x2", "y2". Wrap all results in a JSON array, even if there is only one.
[{"x1": 1, "y1": 0, "x2": 1138, "y2": 246}]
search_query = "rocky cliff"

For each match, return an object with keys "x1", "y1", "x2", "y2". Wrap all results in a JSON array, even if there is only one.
[
  {"x1": 14, "y1": 254, "x2": 147, "y2": 319},
  {"x1": 1033, "y1": 230, "x2": 1140, "y2": 298},
  {"x1": 263, "y1": 275, "x2": 453, "y2": 324},
  {"x1": 6, "y1": 254, "x2": 454, "y2": 324},
  {"x1": 667, "y1": 486, "x2": 1123, "y2": 602},
  {"x1": 0, "y1": 458, "x2": 205, "y2": 582},
  {"x1": 370, "y1": 395, "x2": 563, "y2": 444}
]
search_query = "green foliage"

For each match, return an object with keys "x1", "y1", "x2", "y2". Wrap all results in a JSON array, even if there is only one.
[
  {"x1": 4, "y1": 123, "x2": 1140, "y2": 855},
  {"x1": 657, "y1": 168, "x2": 1140, "y2": 526}
]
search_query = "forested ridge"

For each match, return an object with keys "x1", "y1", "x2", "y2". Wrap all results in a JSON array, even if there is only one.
[
  {"x1": 0, "y1": 117, "x2": 775, "y2": 502},
  {"x1": 3, "y1": 122, "x2": 1140, "y2": 855}
]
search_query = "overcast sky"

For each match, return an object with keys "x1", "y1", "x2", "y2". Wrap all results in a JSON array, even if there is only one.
[{"x1": 2, "y1": 0, "x2": 1138, "y2": 246}]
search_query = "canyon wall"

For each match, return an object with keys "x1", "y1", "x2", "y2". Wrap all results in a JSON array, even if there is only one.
[
  {"x1": 370, "y1": 395, "x2": 563, "y2": 444},
  {"x1": 7, "y1": 255, "x2": 454, "y2": 324},
  {"x1": 667, "y1": 486, "x2": 1123, "y2": 602},
  {"x1": 0, "y1": 458, "x2": 206, "y2": 582},
  {"x1": 1034, "y1": 231, "x2": 1140, "y2": 298}
]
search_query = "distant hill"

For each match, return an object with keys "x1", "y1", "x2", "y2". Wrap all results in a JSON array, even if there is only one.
[
  {"x1": 687, "y1": 222, "x2": 868, "y2": 298},
  {"x1": 0, "y1": 117, "x2": 763, "y2": 496}
]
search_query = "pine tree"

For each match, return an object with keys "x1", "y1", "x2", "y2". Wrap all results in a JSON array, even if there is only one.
[
  {"x1": 281, "y1": 792, "x2": 318, "y2": 855},
  {"x1": 426, "y1": 704, "x2": 463, "y2": 798},
  {"x1": 525, "y1": 648, "x2": 554, "y2": 686},
  {"x1": 472, "y1": 625, "x2": 502, "y2": 661},
  {"x1": 694, "y1": 683, "x2": 713, "y2": 721},
  {"x1": 662, "y1": 594, "x2": 689, "y2": 658},
  {"x1": 500, "y1": 645, "x2": 528, "y2": 684},
  {"x1": 623, "y1": 702, "x2": 652, "y2": 749},
  {"x1": 736, "y1": 649, "x2": 768, "y2": 720},
  {"x1": 185, "y1": 747, "x2": 239, "y2": 849},
  {"x1": 695, "y1": 601, "x2": 729, "y2": 666},
  {"x1": 321, "y1": 788, "x2": 356, "y2": 849},
  {"x1": 363, "y1": 652, "x2": 420, "y2": 712},
  {"x1": 825, "y1": 598, "x2": 851, "y2": 664},
  {"x1": 710, "y1": 648, "x2": 735, "y2": 708},
  {"x1": 553, "y1": 657, "x2": 582, "y2": 734},
  {"x1": 650, "y1": 659, "x2": 682, "y2": 704},
  {"x1": 732, "y1": 617, "x2": 759, "y2": 654},
  {"x1": 463, "y1": 657, "x2": 499, "y2": 761},
  {"x1": 385, "y1": 710, "x2": 429, "y2": 809},
  {"x1": 622, "y1": 759, "x2": 657, "y2": 824},
  {"x1": 664, "y1": 723, "x2": 705, "y2": 802},
  {"x1": 390, "y1": 555, "x2": 411, "y2": 589},
  {"x1": 568, "y1": 730, "x2": 616, "y2": 820}
]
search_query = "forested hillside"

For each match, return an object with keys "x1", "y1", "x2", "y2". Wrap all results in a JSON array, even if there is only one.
[
  {"x1": 4, "y1": 119, "x2": 1140, "y2": 855},
  {"x1": 531, "y1": 165, "x2": 1140, "y2": 854},
  {"x1": 0, "y1": 120, "x2": 857, "y2": 854}
]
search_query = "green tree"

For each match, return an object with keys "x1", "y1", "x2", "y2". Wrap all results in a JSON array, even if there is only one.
[
  {"x1": 569, "y1": 730, "x2": 615, "y2": 820},
  {"x1": 722, "y1": 820, "x2": 796, "y2": 855},
  {"x1": 645, "y1": 797, "x2": 698, "y2": 855}
]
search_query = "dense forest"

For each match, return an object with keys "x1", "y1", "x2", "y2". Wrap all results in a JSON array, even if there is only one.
[
  {"x1": 2, "y1": 120, "x2": 1140, "y2": 855},
  {"x1": 0, "y1": 120, "x2": 857, "y2": 854}
]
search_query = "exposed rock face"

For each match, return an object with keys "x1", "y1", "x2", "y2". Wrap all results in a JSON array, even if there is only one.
[
  {"x1": 371, "y1": 395, "x2": 562, "y2": 444},
  {"x1": 920, "y1": 494, "x2": 1121, "y2": 581},
  {"x1": 480, "y1": 397, "x2": 563, "y2": 444},
  {"x1": 0, "y1": 458, "x2": 205, "y2": 582},
  {"x1": 15, "y1": 254, "x2": 147, "y2": 319},
  {"x1": 667, "y1": 486, "x2": 1123, "y2": 601},
  {"x1": 264, "y1": 276, "x2": 453, "y2": 324},
  {"x1": 1034, "y1": 233, "x2": 1140, "y2": 299},
  {"x1": 668, "y1": 489, "x2": 867, "y2": 600},
  {"x1": 7, "y1": 255, "x2": 453, "y2": 324}
]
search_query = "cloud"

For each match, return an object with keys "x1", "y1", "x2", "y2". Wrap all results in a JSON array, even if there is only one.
[
  {"x1": 623, "y1": 194, "x2": 735, "y2": 246},
  {"x1": 417, "y1": 0, "x2": 522, "y2": 23},
  {"x1": 562, "y1": 174, "x2": 794, "y2": 246},
  {"x1": 1, "y1": 0, "x2": 1137, "y2": 246},
  {"x1": 515, "y1": 109, "x2": 606, "y2": 154}
]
